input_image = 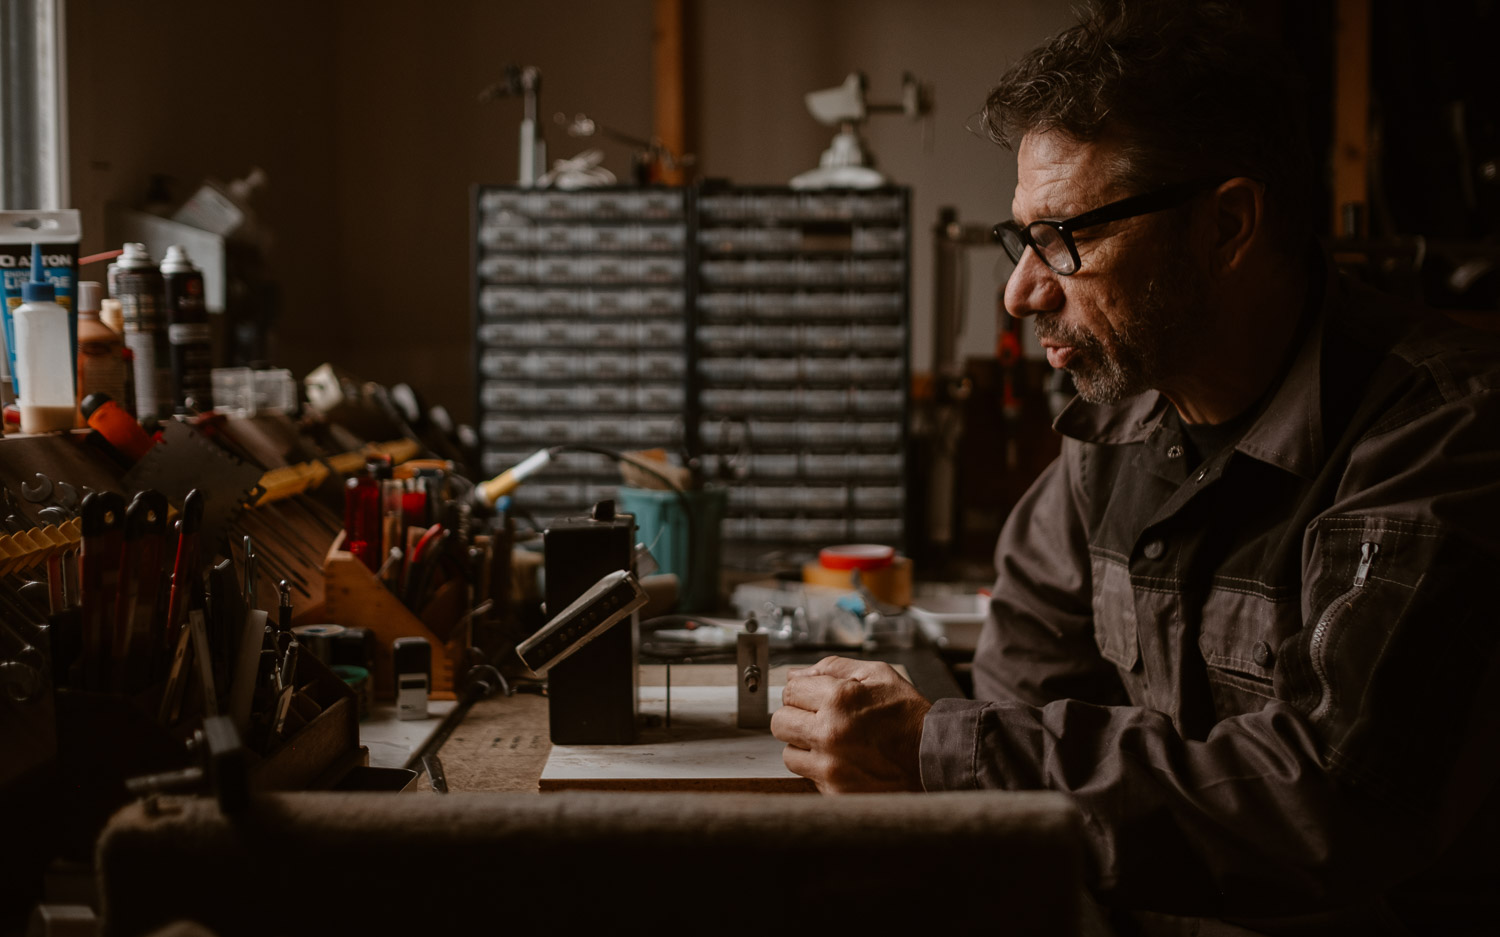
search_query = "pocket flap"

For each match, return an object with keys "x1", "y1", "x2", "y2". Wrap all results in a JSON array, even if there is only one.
[{"x1": 1090, "y1": 555, "x2": 1140, "y2": 670}]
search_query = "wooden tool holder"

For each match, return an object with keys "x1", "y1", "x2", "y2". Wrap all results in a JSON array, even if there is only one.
[
  {"x1": 52, "y1": 648, "x2": 361, "y2": 860},
  {"x1": 248, "y1": 649, "x2": 364, "y2": 791},
  {"x1": 322, "y1": 531, "x2": 469, "y2": 701}
]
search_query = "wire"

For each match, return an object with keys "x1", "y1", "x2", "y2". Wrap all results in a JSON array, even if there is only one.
[{"x1": 546, "y1": 444, "x2": 700, "y2": 611}]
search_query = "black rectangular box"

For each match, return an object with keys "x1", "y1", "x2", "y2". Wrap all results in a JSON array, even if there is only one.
[{"x1": 542, "y1": 506, "x2": 638, "y2": 744}]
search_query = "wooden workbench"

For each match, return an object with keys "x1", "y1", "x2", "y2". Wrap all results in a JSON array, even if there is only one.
[{"x1": 389, "y1": 646, "x2": 963, "y2": 793}]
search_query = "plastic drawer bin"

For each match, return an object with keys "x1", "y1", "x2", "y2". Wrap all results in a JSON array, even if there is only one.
[
  {"x1": 750, "y1": 453, "x2": 800, "y2": 478},
  {"x1": 803, "y1": 453, "x2": 851, "y2": 478},
  {"x1": 576, "y1": 385, "x2": 631, "y2": 410},
  {"x1": 699, "y1": 358, "x2": 748, "y2": 383},
  {"x1": 800, "y1": 486, "x2": 850, "y2": 510},
  {"x1": 700, "y1": 418, "x2": 746, "y2": 447},
  {"x1": 637, "y1": 384, "x2": 685, "y2": 411},
  {"x1": 750, "y1": 357, "x2": 801, "y2": 384},
  {"x1": 802, "y1": 357, "x2": 854, "y2": 384},
  {"x1": 800, "y1": 420, "x2": 851, "y2": 447},
  {"x1": 479, "y1": 223, "x2": 534, "y2": 251},
  {"x1": 747, "y1": 419, "x2": 800, "y2": 446},
  {"x1": 477, "y1": 256, "x2": 532, "y2": 283},
  {"x1": 638, "y1": 353, "x2": 684, "y2": 380},
  {"x1": 853, "y1": 517, "x2": 904, "y2": 542}
]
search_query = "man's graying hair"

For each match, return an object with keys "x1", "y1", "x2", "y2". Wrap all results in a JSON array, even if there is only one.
[{"x1": 984, "y1": 1, "x2": 1315, "y2": 247}]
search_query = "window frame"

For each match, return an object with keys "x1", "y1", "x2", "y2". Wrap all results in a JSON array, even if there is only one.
[{"x1": 1, "y1": 0, "x2": 69, "y2": 211}]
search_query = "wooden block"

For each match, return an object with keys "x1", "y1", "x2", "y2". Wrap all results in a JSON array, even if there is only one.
[
  {"x1": 321, "y1": 533, "x2": 468, "y2": 701},
  {"x1": 540, "y1": 665, "x2": 815, "y2": 793}
]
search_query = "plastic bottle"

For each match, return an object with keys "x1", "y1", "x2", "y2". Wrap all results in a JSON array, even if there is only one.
[
  {"x1": 13, "y1": 243, "x2": 77, "y2": 433},
  {"x1": 343, "y1": 455, "x2": 392, "y2": 573},
  {"x1": 172, "y1": 167, "x2": 268, "y2": 247},
  {"x1": 99, "y1": 298, "x2": 138, "y2": 418},
  {"x1": 160, "y1": 245, "x2": 213, "y2": 411},
  {"x1": 76, "y1": 281, "x2": 129, "y2": 421}
]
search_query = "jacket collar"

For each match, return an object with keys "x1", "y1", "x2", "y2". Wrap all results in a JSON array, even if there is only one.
[{"x1": 1053, "y1": 254, "x2": 1337, "y2": 480}]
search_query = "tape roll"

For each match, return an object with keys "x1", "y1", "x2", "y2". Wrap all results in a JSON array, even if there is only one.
[
  {"x1": 818, "y1": 543, "x2": 896, "y2": 571},
  {"x1": 804, "y1": 554, "x2": 912, "y2": 608},
  {"x1": 291, "y1": 623, "x2": 347, "y2": 663},
  {"x1": 331, "y1": 664, "x2": 371, "y2": 719}
]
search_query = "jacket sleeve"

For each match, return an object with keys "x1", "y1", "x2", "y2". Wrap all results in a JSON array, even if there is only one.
[
  {"x1": 968, "y1": 439, "x2": 1128, "y2": 709},
  {"x1": 922, "y1": 362, "x2": 1500, "y2": 917}
]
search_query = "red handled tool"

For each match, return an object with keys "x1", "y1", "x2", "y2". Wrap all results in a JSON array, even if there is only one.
[
  {"x1": 117, "y1": 491, "x2": 169, "y2": 691},
  {"x1": 164, "y1": 489, "x2": 205, "y2": 652}
]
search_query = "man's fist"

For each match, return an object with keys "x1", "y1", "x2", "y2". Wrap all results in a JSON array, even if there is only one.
[{"x1": 771, "y1": 656, "x2": 931, "y2": 793}]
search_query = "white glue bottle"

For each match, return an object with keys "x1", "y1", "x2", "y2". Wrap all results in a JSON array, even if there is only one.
[{"x1": 14, "y1": 243, "x2": 78, "y2": 433}]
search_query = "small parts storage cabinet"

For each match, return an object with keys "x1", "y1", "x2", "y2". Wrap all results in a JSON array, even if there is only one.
[{"x1": 472, "y1": 185, "x2": 909, "y2": 563}]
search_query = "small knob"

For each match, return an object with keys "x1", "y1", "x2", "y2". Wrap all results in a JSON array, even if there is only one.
[{"x1": 743, "y1": 664, "x2": 761, "y2": 693}]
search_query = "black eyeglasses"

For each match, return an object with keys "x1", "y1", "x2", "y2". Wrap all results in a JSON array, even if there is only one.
[{"x1": 992, "y1": 181, "x2": 1220, "y2": 276}]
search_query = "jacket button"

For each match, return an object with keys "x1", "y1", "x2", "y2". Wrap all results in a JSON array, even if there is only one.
[
  {"x1": 1143, "y1": 539, "x2": 1165, "y2": 560},
  {"x1": 1253, "y1": 642, "x2": 1274, "y2": 667}
]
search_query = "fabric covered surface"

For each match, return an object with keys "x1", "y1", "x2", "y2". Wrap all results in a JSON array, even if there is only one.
[
  {"x1": 411, "y1": 691, "x2": 552, "y2": 792},
  {"x1": 99, "y1": 790, "x2": 1084, "y2": 936}
]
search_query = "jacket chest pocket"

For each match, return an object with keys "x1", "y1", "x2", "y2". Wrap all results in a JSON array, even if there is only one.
[
  {"x1": 1090, "y1": 555, "x2": 1141, "y2": 671},
  {"x1": 1198, "y1": 585, "x2": 1300, "y2": 715}
]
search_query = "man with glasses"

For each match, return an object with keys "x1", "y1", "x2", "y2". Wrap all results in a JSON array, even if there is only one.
[{"x1": 773, "y1": 3, "x2": 1500, "y2": 933}]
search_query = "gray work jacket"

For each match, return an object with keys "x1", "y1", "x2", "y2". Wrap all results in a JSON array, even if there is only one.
[{"x1": 919, "y1": 264, "x2": 1500, "y2": 936}]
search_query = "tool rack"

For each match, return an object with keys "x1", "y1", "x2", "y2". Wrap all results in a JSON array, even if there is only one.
[{"x1": 471, "y1": 185, "x2": 910, "y2": 566}]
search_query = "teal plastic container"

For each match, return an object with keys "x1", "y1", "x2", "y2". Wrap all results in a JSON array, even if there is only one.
[{"x1": 616, "y1": 485, "x2": 728, "y2": 612}]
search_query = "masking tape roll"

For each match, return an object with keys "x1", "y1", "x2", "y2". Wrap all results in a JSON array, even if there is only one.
[
  {"x1": 803, "y1": 555, "x2": 913, "y2": 608},
  {"x1": 291, "y1": 623, "x2": 347, "y2": 663},
  {"x1": 331, "y1": 664, "x2": 372, "y2": 719}
]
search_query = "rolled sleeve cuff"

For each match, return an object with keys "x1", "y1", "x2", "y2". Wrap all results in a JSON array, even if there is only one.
[{"x1": 919, "y1": 698, "x2": 990, "y2": 791}]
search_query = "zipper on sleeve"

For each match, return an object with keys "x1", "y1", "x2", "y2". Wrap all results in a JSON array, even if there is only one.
[
  {"x1": 1310, "y1": 540, "x2": 1379, "y2": 719},
  {"x1": 1352, "y1": 541, "x2": 1378, "y2": 587}
]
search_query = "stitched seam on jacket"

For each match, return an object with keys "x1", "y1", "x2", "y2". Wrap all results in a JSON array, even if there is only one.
[
  {"x1": 1212, "y1": 574, "x2": 1297, "y2": 600},
  {"x1": 1209, "y1": 581, "x2": 1296, "y2": 600},
  {"x1": 970, "y1": 704, "x2": 984, "y2": 790},
  {"x1": 1130, "y1": 577, "x2": 1179, "y2": 593},
  {"x1": 1087, "y1": 544, "x2": 1129, "y2": 564}
]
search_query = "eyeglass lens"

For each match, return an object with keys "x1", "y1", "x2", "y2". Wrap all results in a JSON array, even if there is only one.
[
  {"x1": 1028, "y1": 224, "x2": 1075, "y2": 274},
  {"x1": 997, "y1": 222, "x2": 1077, "y2": 275}
]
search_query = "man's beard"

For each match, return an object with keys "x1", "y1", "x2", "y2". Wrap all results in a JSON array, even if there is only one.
[{"x1": 1035, "y1": 262, "x2": 1202, "y2": 405}]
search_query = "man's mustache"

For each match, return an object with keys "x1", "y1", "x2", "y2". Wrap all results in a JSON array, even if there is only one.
[{"x1": 1033, "y1": 316, "x2": 1099, "y2": 351}]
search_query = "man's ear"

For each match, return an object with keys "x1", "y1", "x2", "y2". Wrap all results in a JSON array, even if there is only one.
[{"x1": 1208, "y1": 177, "x2": 1265, "y2": 276}]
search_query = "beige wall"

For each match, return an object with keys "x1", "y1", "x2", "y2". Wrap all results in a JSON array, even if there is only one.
[{"x1": 66, "y1": 0, "x2": 1073, "y2": 425}]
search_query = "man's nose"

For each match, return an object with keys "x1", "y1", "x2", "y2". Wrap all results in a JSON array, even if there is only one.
[{"x1": 1002, "y1": 248, "x2": 1064, "y2": 319}]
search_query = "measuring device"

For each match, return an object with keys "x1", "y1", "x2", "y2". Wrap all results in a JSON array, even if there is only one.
[{"x1": 516, "y1": 569, "x2": 646, "y2": 676}]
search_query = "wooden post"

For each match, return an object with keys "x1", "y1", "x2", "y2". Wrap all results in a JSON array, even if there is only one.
[
  {"x1": 1332, "y1": 0, "x2": 1371, "y2": 236},
  {"x1": 653, "y1": 0, "x2": 686, "y2": 185}
]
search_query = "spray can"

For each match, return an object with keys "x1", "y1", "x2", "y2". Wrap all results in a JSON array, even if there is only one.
[
  {"x1": 113, "y1": 242, "x2": 171, "y2": 419},
  {"x1": 75, "y1": 281, "x2": 128, "y2": 420},
  {"x1": 160, "y1": 245, "x2": 213, "y2": 412},
  {"x1": 13, "y1": 244, "x2": 77, "y2": 433}
]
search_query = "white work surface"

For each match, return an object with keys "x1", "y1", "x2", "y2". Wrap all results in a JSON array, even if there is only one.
[
  {"x1": 541, "y1": 664, "x2": 813, "y2": 792},
  {"x1": 361, "y1": 700, "x2": 457, "y2": 769}
]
